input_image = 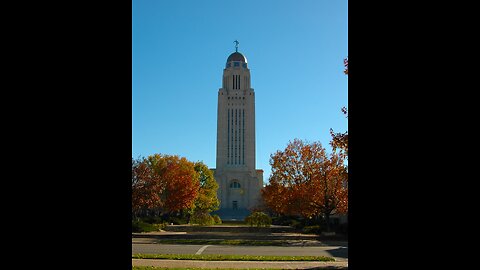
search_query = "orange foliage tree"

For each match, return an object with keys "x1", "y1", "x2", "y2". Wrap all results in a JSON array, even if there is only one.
[
  {"x1": 132, "y1": 154, "x2": 200, "y2": 218},
  {"x1": 146, "y1": 154, "x2": 199, "y2": 214},
  {"x1": 261, "y1": 139, "x2": 348, "y2": 231},
  {"x1": 329, "y1": 107, "x2": 348, "y2": 158},
  {"x1": 330, "y1": 57, "x2": 348, "y2": 158},
  {"x1": 132, "y1": 157, "x2": 164, "y2": 219}
]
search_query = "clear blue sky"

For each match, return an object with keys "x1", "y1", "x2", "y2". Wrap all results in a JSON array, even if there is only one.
[{"x1": 132, "y1": 0, "x2": 348, "y2": 183}]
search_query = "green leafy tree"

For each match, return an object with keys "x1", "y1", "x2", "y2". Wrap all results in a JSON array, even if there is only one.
[
  {"x1": 184, "y1": 162, "x2": 220, "y2": 224},
  {"x1": 193, "y1": 162, "x2": 220, "y2": 213}
]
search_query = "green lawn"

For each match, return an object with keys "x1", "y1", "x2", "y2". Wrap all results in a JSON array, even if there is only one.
[
  {"x1": 132, "y1": 266, "x2": 304, "y2": 270},
  {"x1": 132, "y1": 266, "x2": 296, "y2": 270},
  {"x1": 132, "y1": 254, "x2": 335, "y2": 262}
]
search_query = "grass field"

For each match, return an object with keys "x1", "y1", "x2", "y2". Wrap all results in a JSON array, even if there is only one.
[{"x1": 132, "y1": 254, "x2": 335, "y2": 262}]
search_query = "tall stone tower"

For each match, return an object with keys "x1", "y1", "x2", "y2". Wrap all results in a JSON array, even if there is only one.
[{"x1": 213, "y1": 42, "x2": 263, "y2": 220}]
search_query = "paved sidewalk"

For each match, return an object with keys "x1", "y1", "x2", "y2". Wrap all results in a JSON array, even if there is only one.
[{"x1": 132, "y1": 259, "x2": 348, "y2": 269}]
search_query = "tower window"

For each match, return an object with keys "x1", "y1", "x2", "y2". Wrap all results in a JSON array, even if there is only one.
[
  {"x1": 234, "y1": 62, "x2": 240, "y2": 67},
  {"x1": 230, "y1": 181, "x2": 241, "y2": 188},
  {"x1": 226, "y1": 63, "x2": 231, "y2": 68},
  {"x1": 242, "y1": 63, "x2": 247, "y2": 68}
]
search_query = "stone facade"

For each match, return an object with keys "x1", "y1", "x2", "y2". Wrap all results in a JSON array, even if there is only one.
[{"x1": 212, "y1": 50, "x2": 263, "y2": 220}]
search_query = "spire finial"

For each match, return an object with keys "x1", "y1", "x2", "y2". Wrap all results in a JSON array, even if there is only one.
[{"x1": 234, "y1": 40, "x2": 239, "y2": 52}]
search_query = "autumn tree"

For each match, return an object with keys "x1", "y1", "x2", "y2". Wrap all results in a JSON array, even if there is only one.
[
  {"x1": 261, "y1": 139, "x2": 348, "y2": 231},
  {"x1": 330, "y1": 57, "x2": 348, "y2": 158},
  {"x1": 146, "y1": 154, "x2": 200, "y2": 214},
  {"x1": 329, "y1": 106, "x2": 348, "y2": 158},
  {"x1": 193, "y1": 162, "x2": 220, "y2": 213},
  {"x1": 310, "y1": 148, "x2": 348, "y2": 231},
  {"x1": 132, "y1": 154, "x2": 201, "y2": 220},
  {"x1": 132, "y1": 157, "x2": 164, "y2": 219}
]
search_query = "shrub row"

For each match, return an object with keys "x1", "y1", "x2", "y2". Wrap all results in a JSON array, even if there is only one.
[
  {"x1": 132, "y1": 220, "x2": 166, "y2": 233},
  {"x1": 245, "y1": 211, "x2": 272, "y2": 227}
]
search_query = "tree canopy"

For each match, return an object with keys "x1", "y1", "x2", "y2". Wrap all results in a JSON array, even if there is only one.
[
  {"x1": 193, "y1": 161, "x2": 220, "y2": 213},
  {"x1": 132, "y1": 154, "x2": 201, "y2": 217},
  {"x1": 261, "y1": 139, "x2": 348, "y2": 231}
]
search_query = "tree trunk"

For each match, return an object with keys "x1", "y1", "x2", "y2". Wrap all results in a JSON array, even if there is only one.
[{"x1": 325, "y1": 213, "x2": 331, "y2": 232}]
